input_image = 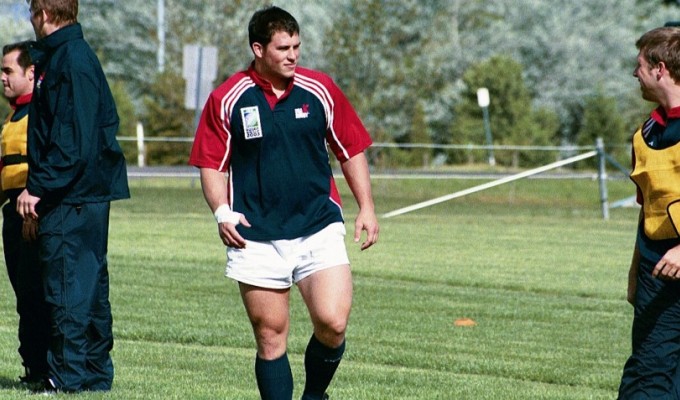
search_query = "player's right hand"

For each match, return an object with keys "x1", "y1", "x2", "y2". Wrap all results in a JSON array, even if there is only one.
[{"x1": 218, "y1": 214, "x2": 251, "y2": 248}]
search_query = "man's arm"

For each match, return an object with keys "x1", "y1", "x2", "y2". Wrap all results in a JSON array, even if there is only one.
[
  {"x1": 199, "y1": 167, "x2": 250, "y2": 249},
  {"x1": 26, "y1": 71, "x2": 92, "y2": 201},
  {"x1": 340, "y1": 152, "x2": 379, "y2": 250}
]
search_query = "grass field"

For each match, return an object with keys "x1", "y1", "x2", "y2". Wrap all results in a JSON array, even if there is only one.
[{"x1": 0, "y1": 173, "x2": 639, "y2": 399}]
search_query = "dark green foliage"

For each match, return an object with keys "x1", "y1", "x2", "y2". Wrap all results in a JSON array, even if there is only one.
[
  {"x1": 323, "y1": 0, "x2": 449, "y2": 147},
  {"x1": 452, "y1": 56, "x2": 559, "y2": 167},
  {"x1": 79, "y1": 1, "x2": 157, "y2": 98},
  {"x1": 0, "y1": 100, "x2": 10, "y2": 124},
  {"x1": 140, "y1": 72, "x2": 195, "y2": 165},
  {"x1": 578, "y1": 89, "x2": 629, "y2": 168},
  {"x1": 110, "y1": 80, "x2": 138, "y2": 164},
  {"x1": 405, "y1": 103, "x2": 432, "y2": 167}
]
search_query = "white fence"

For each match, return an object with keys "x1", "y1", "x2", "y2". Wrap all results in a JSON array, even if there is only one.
[{"x1": 119, "y1": 133, "x2": 627, "y2": 220}]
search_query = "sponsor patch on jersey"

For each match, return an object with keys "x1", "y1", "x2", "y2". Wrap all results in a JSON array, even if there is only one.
[
  {"x1": 295, "y1": 104, "x2": 310, "y2": 119},
  {"x1": 240, "y1": 106, "x2": 263, "y2": 139}
]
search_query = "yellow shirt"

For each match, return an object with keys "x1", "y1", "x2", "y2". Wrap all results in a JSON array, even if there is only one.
[
  {"x1": 630, "y1": 127, "x2": 680, "y2": 240},
  {"x1": 0, "y1": 110, "x2": 29, "y2": 191}
]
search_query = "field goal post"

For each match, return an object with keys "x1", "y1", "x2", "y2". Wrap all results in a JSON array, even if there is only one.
[{"x1": 382, "y1": 138, "x2": 615, "y2": 220}]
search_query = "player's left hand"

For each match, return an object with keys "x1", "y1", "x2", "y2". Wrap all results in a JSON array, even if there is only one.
[
  {"x1": 654, "y1": 244, "x2": 680, "y2": 280},
  {"x1": 354, "y1": 208, "x2": 379, "y2": 251}
]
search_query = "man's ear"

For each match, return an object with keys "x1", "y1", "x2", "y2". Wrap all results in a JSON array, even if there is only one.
[
  {"x1": 26, "y1": 65, "x2": 35, "y2": 82},
  {"x1": 251, "y1": 42, "x2": 263, "y2": 59},
  {"x1": 657, "y1": 61, "x2": 668, "y2": 80},
  {"x1": 40, "y1": 8, "x2": 50, "y2": 22}
]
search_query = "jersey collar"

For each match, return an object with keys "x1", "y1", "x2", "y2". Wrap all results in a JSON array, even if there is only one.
[
  {"x1": 651, "y1": 105, "x2": 680, "y2": 126},
  {"x1": 247, "y1": 63, "x2": 295, "y2": 108},
  {"x1": 9, "y1": 92, "x2": 32, "y2": 110}
]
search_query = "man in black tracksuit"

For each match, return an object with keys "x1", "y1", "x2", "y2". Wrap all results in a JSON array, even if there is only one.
[{"x1": 18, "y1": 0, "x2": 130, "y2": 393}]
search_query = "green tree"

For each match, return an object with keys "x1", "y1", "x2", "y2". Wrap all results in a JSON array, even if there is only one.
[
  {"x1": 109, "y1": 80, "x2": 138, "y2": 164},
  {"x1": 323, "y1": 0, "x2": 383, "y2": 129},
  {"x1": 0, "y1": 99, "x2": 9, "y2": 123},
  {"x1": 452, "y1": 56, "x2": 559, "y2": 167},
  {"x1": 79, "y1": 0, "x2": 157, "y2": 98},
  {"x1": 649, "y1": 0, "x2": 680, "y2": 6},
  {"x1": 578, "y1": 89, "x2": 628, "y2": 166},
  {"x1": 525, "y1": 107, "x2": 560, "y2": 166},
  {"x1": 402, "y1": 102, "x2": 432, "y2": 168},
  {"x1": 141, "y1": 71, "x2": 194, "y2": 165},
  {"x1": 493, "y1": 0, "x2": 663, "y2": 144},
  {"x1": 323, "y1": 0, "x2": 453, "y2": 146}
]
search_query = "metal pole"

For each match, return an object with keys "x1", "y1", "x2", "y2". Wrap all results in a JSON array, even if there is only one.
[
  {"x1": 136, "y1": 122, "x2": 145, "y2": 167},
  {"x1": 157, "y1": 0, "x2": 165, "y2": 73},
  {"x1": 596, "y1": 137, "x2": 609, "y2": 220},
  {"x1": 193, "y1": 47, "x2": 203, "y2": 131},
  {"x1": 482, "y1": 106, "x2": 495, "y2": 166}
]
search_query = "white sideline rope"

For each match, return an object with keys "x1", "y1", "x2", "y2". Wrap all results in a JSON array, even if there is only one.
[{"x1": 382, "y1": 150, "x2": 598, "y2": 218}]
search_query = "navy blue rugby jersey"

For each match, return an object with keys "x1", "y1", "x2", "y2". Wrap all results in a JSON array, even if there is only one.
[{"x1": 189, "y1": 65, "x2": 372, "y2": 241}]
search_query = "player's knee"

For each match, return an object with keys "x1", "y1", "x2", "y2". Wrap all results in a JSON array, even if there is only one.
[
  {"x1": 316, "y1": 316, "x2": 348, "y2": 345},
  {"x1": 255, "y1": 331, "x2": 288, "y2": 359}
]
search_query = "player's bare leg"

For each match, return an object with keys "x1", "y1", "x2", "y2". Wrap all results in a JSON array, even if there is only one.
[
  {"x1": 297, "y1": 264, "x2": 353, "y2": 399},
  {"x1": 240, "y1": 284, "x2": 292, "y2": 399}
]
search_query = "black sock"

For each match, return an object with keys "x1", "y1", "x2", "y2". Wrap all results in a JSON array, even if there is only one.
[
  {"x1": 302, "y1": 335, "x2": 346, "y2": 399},
  {"x1": 255, "y1": 353, "x2": 293, "y2": 400}
]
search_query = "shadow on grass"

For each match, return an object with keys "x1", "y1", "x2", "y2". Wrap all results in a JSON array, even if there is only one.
[{"x1": 0, "y1": 375, "x2": 32, "y2": 391}]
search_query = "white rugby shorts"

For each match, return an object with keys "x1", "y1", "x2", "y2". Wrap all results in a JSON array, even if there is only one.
[{"x1": 225, "y1": 222, "x2": 350, "y2": 289}]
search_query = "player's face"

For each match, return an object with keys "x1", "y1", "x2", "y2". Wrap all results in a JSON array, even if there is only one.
[
  {"x1": 633, "y1": 52, "x2": 660, "y2": 103},
  {"x1": 1, "y1": 50, "x2": 33, "y2": 101},
  {"x1": 254, "y1": 31, "x2": 300, "y2": 88}
]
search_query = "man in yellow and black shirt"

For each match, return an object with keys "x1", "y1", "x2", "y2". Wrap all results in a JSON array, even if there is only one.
[
  {"x1": 620, "y1": 27, "x2": 680, "y2": 399},
  {"x1": 1, "y1": 40, "x2": 49, "y2": 386}
]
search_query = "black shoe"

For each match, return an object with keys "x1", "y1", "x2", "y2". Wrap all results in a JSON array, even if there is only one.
[
  {"x1": 30, "y1": 377, "x2": 58, "y2": 395},
  {"x1": 19, "y1": 367, "x2": 45, "y2": 384},
  {"x1": 19, "y1": 368, "x2": 46, "y2": 391},
  {"x1": 19, "y1": 374, "x2": 42, "y2": 385}
]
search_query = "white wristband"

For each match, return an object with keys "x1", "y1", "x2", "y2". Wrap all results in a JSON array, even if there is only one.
[{"x1": 214, "y1": 204, "x2": 241, "y2": 225}]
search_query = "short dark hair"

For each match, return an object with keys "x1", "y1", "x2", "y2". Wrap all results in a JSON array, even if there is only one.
[
  {"x1": 2, "y1": 41, "x2": 33, "y2": 71},
  {"x1": 636, "y1": 27, "x2": 680, "y2": 82},
  {"x1": 248, "y1": 6, "x2": 299, "y2": 48}
]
